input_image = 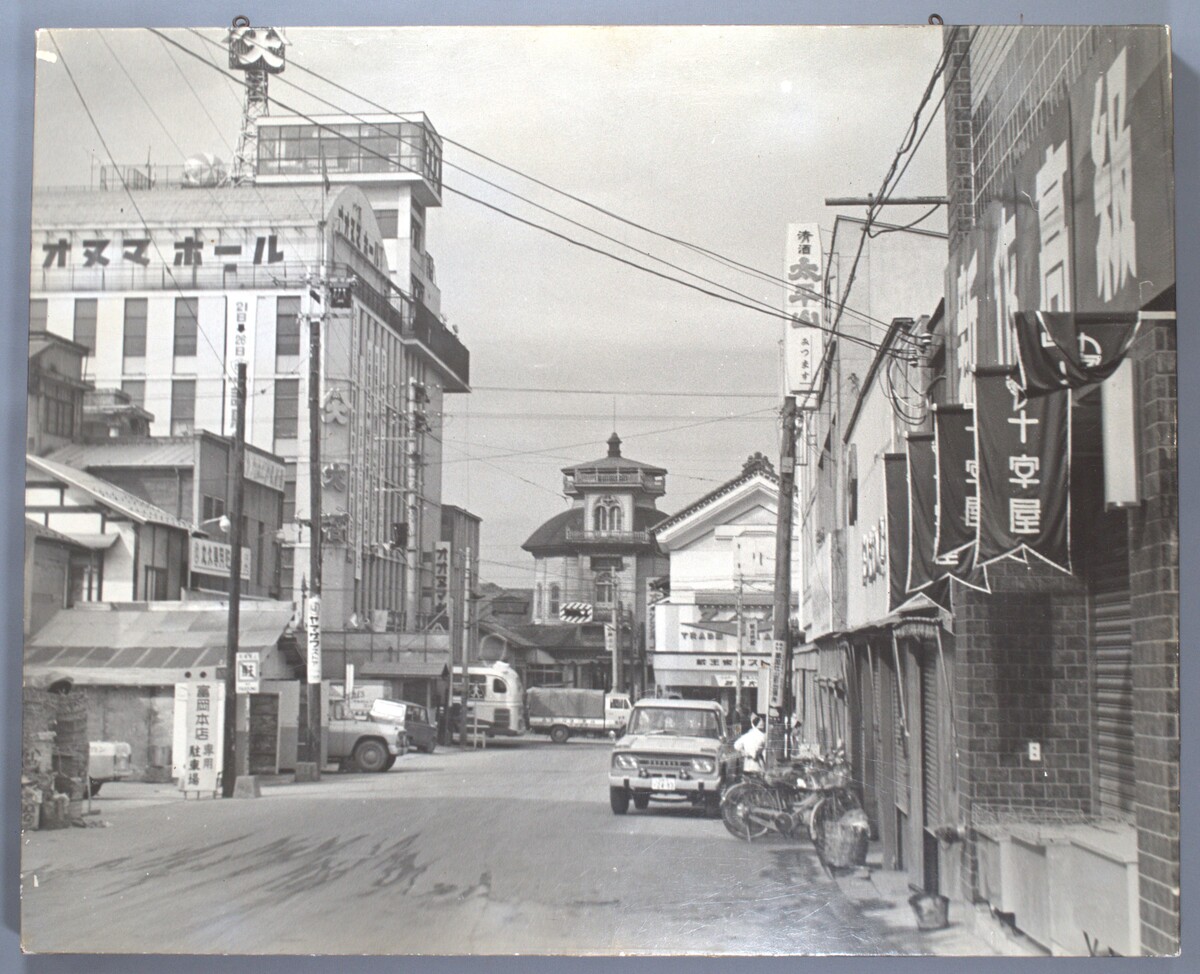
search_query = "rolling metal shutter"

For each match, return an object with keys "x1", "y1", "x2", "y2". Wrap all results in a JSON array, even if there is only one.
[
  {"x1": 1092, "y1": 511, "x2": 1134, "y2": 817},
  {"x1": 894, "y1": 660, "x2": 908, "y2": 815},
  {"x1": 921, "y1": 653, "x2": 940, "y2": 827}
]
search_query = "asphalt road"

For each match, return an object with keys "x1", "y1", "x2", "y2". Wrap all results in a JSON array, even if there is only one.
[{"x1": 21, "y1": 738, "x2": 914, "y2": 955}]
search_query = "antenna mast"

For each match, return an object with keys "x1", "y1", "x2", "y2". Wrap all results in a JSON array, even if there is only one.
[{"x1": 227, "y1": 21, "x2": 287, "y2": 185}]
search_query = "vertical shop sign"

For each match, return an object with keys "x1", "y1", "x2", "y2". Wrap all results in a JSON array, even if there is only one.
[{"x1": 783, "y1": 223, "x2": 825, "y2": 402}]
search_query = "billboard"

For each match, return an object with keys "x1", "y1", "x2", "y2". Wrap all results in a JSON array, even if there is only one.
[{"x1": 783, "y1": 223, "x2": 825, "y2": 401}]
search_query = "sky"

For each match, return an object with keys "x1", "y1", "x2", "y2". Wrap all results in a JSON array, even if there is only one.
[{"x1": 31, "y1": 25, "x2": 948, "y2": 588}]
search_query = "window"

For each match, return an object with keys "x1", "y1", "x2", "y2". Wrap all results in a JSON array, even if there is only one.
[
  {"x1": 121, "y1": 380, "x2": 146, "y2": 408},
  {"x1": 609, "y1": 506, "x2": 623, "y2": 531},
  {"x1": 275, "y1": 297, "x2": 301, "y2": 356},
  {"x1": 30, "y1": 299, "x2": 47, "y2": 332},
  {"x1": 170, "y1": 379, "x2": 195, "y2": 435},
  {"x1": 143, "y1": 565, "x2": 168, "y2": 602},
  {"x1": 43, "y1": 384, "x2": 76, "y2": 437},
  {"x1": 492, "y1": 678, "x2": 508, "y2": 696},
  {"x1": 535, "y1": 583, "x2": 543, "y2": 618},
  {"x1": 595, "y1": 575, "x2": 614, "y2": 605},
  {"x1": 283, "y1": 464, "x2": 297, "y2": 523},
  {"x1": 123, "y1": 299, "x2": 148, "y2": 359},
  {"x1": 173, "y1": 298, "x2": 198, "y2": 357},
  {"x1": 73, "y1": 299, "x2": 97, "y2": 353},
  {"x1": 411, "y1": 275, "x2": 425, "y2": 303},
  {"x1": 273, "y1": 379, "x2": 300, "y2": 439},
  {"x1": 201, "y1": 495, "x2": 225, "y2": 524},
  {"x1": 549, "y1": 584, "x2": 561, "y2": 618},
  {"x1": 410, "y1": 214, "x2": 424, "y2": 252},
  {"x1": 594, "y1": 506, "x2": 607, "y2": 531},
  {"x1": 375, "y1": 209, "x2": 399, "y2": 238}
]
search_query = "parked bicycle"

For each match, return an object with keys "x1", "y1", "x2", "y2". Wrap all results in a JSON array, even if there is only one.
[{"x1": 720, "y1": 747, "x2": 869, "y2": 867}]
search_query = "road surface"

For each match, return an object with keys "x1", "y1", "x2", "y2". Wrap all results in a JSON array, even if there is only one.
[{"x1": 22, "y1": 739, "x2": 916, "y2": 955}]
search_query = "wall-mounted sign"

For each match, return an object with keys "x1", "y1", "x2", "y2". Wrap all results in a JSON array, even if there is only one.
[
  {"x1": 235, "y1": 652, "x2": 261, "y2": 695},
  {"x1": 306, "y1": 595, "x2": 321, "y2": 684},
  {"x1": 784, "y1": 222, "x2": 825, "y2": 401},
  {"x1": 190, "y1": 537, "x2": 251, "y2": 581},
  {"x1": 244, "y1": 450, "x2": 287, "y2": 492}
]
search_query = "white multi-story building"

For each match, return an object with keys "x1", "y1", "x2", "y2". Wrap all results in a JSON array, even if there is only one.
[{"x1": 29, "y1": 113, "x2": 469, "y2": 643}]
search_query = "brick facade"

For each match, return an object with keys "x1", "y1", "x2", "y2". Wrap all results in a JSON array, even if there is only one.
[
  {"x1": 942, "y1": 28, "x2": 974, "y2": 247},
  {"x1": 1128, "y1": 319, "x2": 1180, "y2": 954}
]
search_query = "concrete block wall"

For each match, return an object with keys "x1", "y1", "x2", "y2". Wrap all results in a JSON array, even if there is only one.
[{"x1": 1128, "y1": 319, "x2": 1180, "y2": 955}]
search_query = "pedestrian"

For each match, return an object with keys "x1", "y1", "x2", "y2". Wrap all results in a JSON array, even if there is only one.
[{"x1": 734, "y1": 715, "x2": 766, "y2": 772}]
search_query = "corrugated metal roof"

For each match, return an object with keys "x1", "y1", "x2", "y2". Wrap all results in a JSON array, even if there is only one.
[
  {"x1": 27, "y1": 454, "x2": 193, "y2": 530},
  {"x1": 26, "y1": 602, "x2": 295, "y2": 670},
  {"x1": 48, "y1": 439, "x2": 196, "y2": 469},
  {"x1": 32, "y1": 185, "x2": 328, "y2": 230}
]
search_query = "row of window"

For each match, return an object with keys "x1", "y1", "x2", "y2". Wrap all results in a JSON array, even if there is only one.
[
  {"x1": 534, "y1": 576, "x2": 619, "y2": 618},
  {"x1": 113, "y1": 378, "x2": 300, "y2": 439},
  {"x1": 31, "y1": 297, "x2": 305, "y2": 361}
]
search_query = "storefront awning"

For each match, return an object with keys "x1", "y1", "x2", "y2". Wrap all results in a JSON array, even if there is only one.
[
  {"x1": 24, "y1": 601, "x2": 295, "y2": 686},
  {"x1": 358, "y1": 659, "x2": 450, "y2": 680}
]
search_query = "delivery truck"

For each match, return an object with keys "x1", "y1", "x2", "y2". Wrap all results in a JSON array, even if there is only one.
[{"x1": 526, "y1": 687, "x2": 632, "y2": 743}]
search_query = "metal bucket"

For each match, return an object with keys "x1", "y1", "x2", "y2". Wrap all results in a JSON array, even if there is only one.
[{"x1": 909, "y1": 892, "x2": 950, "y2": 931}]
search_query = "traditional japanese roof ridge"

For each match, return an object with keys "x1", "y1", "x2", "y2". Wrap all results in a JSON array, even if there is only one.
[
  {"x1": 27, "y1": 454, "x2": 193, "y2": 531},
  {"x1": 652, "y1": 454, "x2": 779, "y2": 537},
  {"x1": 48, "y1": 438, "x2": 195, "y2": 469}
]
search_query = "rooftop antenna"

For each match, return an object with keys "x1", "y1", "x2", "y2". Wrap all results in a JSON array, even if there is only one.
[{"x1": 227, "y1": 18, "x2": 287, "y2": 185}]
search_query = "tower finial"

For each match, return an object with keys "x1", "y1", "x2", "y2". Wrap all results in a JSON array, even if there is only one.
[{"x1": 607, "y1": 431, "x2": 622, "y2": 458}]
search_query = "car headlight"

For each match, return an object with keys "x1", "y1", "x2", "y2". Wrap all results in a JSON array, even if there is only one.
[
  {"x1": 613, "y1": 753, "x2": 639, "y2": 770},
  {"x1": 690, "y1": 757, "x2": 716, "y2": 774}
]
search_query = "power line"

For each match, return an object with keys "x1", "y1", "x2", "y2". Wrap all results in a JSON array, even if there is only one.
[
  {"x1": 170, "y1": 28, "x2": 914, "y2": 357},
  {"x1": 468, "y1": 385, "x2": 775, "y2": 399}
]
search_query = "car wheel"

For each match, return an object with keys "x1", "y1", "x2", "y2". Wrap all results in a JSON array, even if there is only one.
[
  {"x1": 550, "y1": 725, "x2": 570, "y2": 744},
  {"x1": 633, "y1": 793, "x2": 650, "y2": 810},
  {"x1": 383, "y1": 755, "x2": 397, "y2": 771},
  {"x1": 353, "y1": 739, "x2": 389, "y2": 773},
  {"x1": 610, "y1": 786, "x2": 630, "y2": 815},
  {"x1": 423, "y1": 740, "x2": 437, "y2": 754}
]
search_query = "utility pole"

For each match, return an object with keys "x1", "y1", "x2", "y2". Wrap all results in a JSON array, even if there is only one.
[
  {"x1": 221, "y1": 361, "x2": 247, "y2": 799},
  {"x1": 301, "y1": 276, "x2": 324, "y2": 778},
  {"x1": 734, "y1": 565, "x2": 744, "y2": 716},
  {"x1": 459, "y1": 546, "x2": 472, "y2": 748},
  {"x1": 769, "y1": 396, "x2": 798, "y2": 766}
]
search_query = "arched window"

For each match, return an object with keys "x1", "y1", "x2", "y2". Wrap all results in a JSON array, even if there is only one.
[
  {"x1": 593, "y1": 505, "x2": 607, "y2": 531},
  {"x1": 549, "y1": 584, "x2": 561, "y2": 618},
  {"x1": 609, "y1": 505, "x2": 623, "y2": 532},
  {"x1": 536, "y1": 583, "x2": 543, "y2": 619}
]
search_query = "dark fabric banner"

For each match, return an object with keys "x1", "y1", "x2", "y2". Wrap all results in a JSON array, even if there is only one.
[
  {"x1": 884, "y1": 453, "x2": 910, "y2": 611},
  {"x1": 1014, "y1": 310, "x2": 1139, "y2": 396},
  {"x1": 973, "y1": 369, "x2": 1071, "y2": 572},
  {"x1": 906, "y1": 434, "x2": 937, "y2": 594},
  {"x1": 933, "y1": 405, "x2": 976, "y2": 569}
]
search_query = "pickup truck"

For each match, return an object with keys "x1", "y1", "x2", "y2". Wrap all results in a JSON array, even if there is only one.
[
  {"x1": 608, "y1": 698, "x2": 738, "y2": 817},
  {"x1": 326, "y1": 699, "x2": 408, "y2": 772},
  {"x1": 527, "y1": 687, "x2": 631, "y2": 743}
]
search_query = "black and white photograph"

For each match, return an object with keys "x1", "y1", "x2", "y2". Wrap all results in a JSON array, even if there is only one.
[{"x1": 15, "y1": 18, "x2": 1179, "y2": 958}]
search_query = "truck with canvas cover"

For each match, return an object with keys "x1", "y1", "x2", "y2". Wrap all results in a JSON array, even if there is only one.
[{"x1": 526, "y1": 687, "x2": 632, "y2": 743}]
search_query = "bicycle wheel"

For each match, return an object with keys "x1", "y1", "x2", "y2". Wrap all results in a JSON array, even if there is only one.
[{"x1": 721, "y1": 782, "x2": 778, "y2": 841}]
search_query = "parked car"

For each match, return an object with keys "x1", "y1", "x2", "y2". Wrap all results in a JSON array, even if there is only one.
[
  {"x1": 327, "y1": 699, "x2": 408, "y2": 772},
  {"x1": 381, "y1": 701, "x2": 437, "y2": 753},
  {"x1": 608, "y1": 698, "x2": 738, "y2": 817},
  {"x1": 88, "y1": 741, "x2": 133, "y2": 797}
]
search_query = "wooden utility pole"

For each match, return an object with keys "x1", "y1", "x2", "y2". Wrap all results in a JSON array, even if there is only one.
[
  {"x1": 303, "y1": 291, "x2": 324, "y2": 774},
  {"x1": 459, "y1": 547, "x2": 472, "y2": 748},
  {"x1": 768, "y1": 396, "x2": 798, "y2": 765},
  {"x1": 221, "y1": 361, "x2": 247, "y2": 799},
  {"x1": 734, "y1": 566, "x2": 744, "y2": 715}
]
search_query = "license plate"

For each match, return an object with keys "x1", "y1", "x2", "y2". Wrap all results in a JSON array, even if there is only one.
[{"x1": 650, "y1": 777, "x2": 676, "y2": 791}]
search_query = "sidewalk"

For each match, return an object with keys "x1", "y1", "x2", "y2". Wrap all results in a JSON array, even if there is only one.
[{"x1": 831, "y1": 843, "x2": 1046, "y2": 957}]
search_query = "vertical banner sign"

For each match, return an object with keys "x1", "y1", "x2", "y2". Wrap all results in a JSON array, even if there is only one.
[
  {"x1": 1014, "y1": 310, "x2": 1139, "y2": 396},
  {"x1": 883, "y1": 454, "x2": 910, "y2": 611},
  {"x1": 224, "y1": 296, "x2": 255, "y2": 436},
  {"x1": 932, "y1": 406, "x2": 991, "y2": 592},
  {"x1": 432, "y1": 542, "x2": 451, "y2": 629},
  {"x1": 306, "y1": 594, "x2": 322, "y2": 684},
  {"x1": 974, "y1": 370, "x2": 1071, "y2": 572},
  {"x1": 179, "y1": 681, "x2": 221, "y2": 794},
  {"x1": 905, "y1": 434, "x2": 937, "y2": 594},
  {"x1": 770, "y1": 639, "x2": 787, "y2": 710},
  {"x1": 784, "y1": 223, "x2": 824, "y2": 400}
]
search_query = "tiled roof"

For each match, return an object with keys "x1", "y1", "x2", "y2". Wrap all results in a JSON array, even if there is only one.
[
  {"x1": 27, "y1": 455, "x2": 193, "y2": 531},
  {"x1": 521, "y1": 506, "x2": 668, "y2": 552},
  {"x1": 652, "y1": 467, "x2": 779, "y2": 537}
]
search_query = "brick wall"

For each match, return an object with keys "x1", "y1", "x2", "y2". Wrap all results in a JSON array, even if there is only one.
[
  {"x1": 1128, "y1": 319, "x2": 1180, "y2": 955},
  {"x1": 951, "y1": 559, "x2": 1091, "y2": 893},
  {"x1": 942, "y1": 27, "x2": 974, "y2": 246}
]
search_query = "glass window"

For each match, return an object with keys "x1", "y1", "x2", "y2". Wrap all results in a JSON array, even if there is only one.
[
  {"x1": 275, "y1": 297, "x2": 301, "y2": 356},
  {"x1": 121, "y1": 379, "x2": 145, "y2": 408},
  {"x1": 43, "y1": 384, "x2": 76, "y2": 437},
  {"x1": 283, "y1": 463, "x2": 297, "y2": 523},
  {"x1": 173, "y1": 298, "x2": 198, "y2": 356},
  {"x1": 549, "y1": 584, "x2": 561, "y2": 618},
  {"x1": 30, "y1": 299, "x2": 47, "y2": 332},
  {"x1": 123, "y1": 298, "x2": 148, "y2": 359},
  {"x1": 595, "y1": 575, "x2": 613, "y2": 604},
  {"x1": 202, "y1": 495, "x2": 226, "y2": 524},
  {"x1": 170, "y1": 380, "x2": 195, "y2": 435},
  {"x1": 273, "y1": 379, "x2": 300, "y2": 439},
  {"x1": 410, "y1": 215, "x2": 424, "y2": 253},
  {"x1": 73, "y1": 299, "x2": 97, "y2": 352},
  {"x1": 492, "y1": 678, "x2": 508, "y2": 696}
]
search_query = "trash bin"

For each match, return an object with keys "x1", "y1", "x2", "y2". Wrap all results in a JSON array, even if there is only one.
[{"x1": 822, "y1": 808, "x2": 870, "y2": 868}]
